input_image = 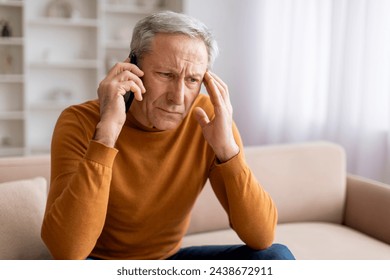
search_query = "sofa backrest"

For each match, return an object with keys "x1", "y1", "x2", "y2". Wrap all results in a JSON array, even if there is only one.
[
  {"x1": 0, "y1": 155, "x2": 51, "y2": 184},
  {"x1": 187, "y1": 141, "x2": 347, "y2": 234},
  {"x1": 244, "y1": 142, "x2": 346, "y2": 224}
]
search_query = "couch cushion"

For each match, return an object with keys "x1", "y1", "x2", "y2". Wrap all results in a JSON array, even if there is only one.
[
  {"x1": 275, "y1": 222, "x2": 390, "y2": 259},
  {"x1": 182, "y1": 222, "x2": 390, "y2": 259},
  {"x1": 182, "y1": 229, "x2": 242, "y2": 248},
  {"x1": 244, "y1": 142, "x2": 346, "y2": 224},
  {"x1": 0, "y1": 177, "x2": 51, "y2": 259}
]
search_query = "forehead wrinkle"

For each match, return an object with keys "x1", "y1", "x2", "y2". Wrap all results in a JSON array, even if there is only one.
[
  {"x1": 155, "y1": 55, "x2": 206, "y2": 78},
  {"x1": 146, "y1": 34, "x2": 208, "y2": 78}
]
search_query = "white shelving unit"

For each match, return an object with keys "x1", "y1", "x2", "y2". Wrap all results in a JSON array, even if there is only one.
[
  {"x1": 24, "y1": 0, "x2": 101, "y2": 154},
  {"x1": 0, "y1": 0, "x2": 182, "y2": 157},
  {"x1": 0, "y1": 0, "x2": 25, "y2": 156}
]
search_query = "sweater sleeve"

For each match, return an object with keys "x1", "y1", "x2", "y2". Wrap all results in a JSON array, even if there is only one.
[
  {"x1": 41, "y1": 108, "x2": 118, "y2": 259},
  {"x1": 208, "y1": 123, "x2": 278, "y2": 250}
]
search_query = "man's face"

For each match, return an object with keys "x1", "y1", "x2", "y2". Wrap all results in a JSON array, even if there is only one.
[{"x1": 130, "y1": 33, "x2": 209, "y2": 131}]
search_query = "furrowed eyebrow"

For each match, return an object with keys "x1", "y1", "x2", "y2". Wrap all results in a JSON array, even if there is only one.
[
  {"x1": 188, "y1": 73, "x2": 203, "y2": 79},
  {"x1": 154, "y1": 64, "x2": 204, "y2": 79}
]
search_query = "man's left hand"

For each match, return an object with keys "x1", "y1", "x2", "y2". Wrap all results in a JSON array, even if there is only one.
[{"x1": 194, "y1": 72, "x2": 240, "y2": 162}]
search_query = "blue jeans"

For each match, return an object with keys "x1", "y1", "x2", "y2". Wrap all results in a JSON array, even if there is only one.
[{"x1": 167, "y1": 244, "x2": 295, "y2": 260}]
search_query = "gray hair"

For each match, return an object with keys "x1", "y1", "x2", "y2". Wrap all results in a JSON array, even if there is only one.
[{"x1": 130, "y1": 11, "x2": 219, "y2": 68}]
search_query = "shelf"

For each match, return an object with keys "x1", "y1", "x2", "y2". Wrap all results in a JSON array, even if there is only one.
[
  {"x1": 28, "y1": 17, "x2": 99, "y2": 28},
  {"x1": 29, "y1": 100, "x2": 81, "y2": 111},
  {"x1": 29, "y1": 59, "x2": 99, "y2": 69},
  {"x1": 0, "y1": 147, "x2": 25, "y2": 157},
  {"x1": 0, "y1": 111, "x2": 24, "y2": 120},
  {"x1": 28, "y1": 145, "x2": 50, "y2": 155},
  {"x1": 0, "y1": 1, "x2": 24, "y2": 8},
  {"x1": 103, "y1": 5, "x2": 160, "y2": 15},
  {"x1": 0, "y1": 74, "x2": 24, "y2": 83},
  {"x1": 0, "y1": 37, "x2": 24, "y2": 45}
]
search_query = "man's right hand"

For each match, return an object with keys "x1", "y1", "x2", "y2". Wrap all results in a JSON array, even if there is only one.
[{"x1": 94, "y1": 58, "x2": 146, "y2": 147}]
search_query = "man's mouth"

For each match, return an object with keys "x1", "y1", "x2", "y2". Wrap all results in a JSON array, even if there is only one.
[{"x1": 158, "y1": 108, "x2": 183, "y2": 114}]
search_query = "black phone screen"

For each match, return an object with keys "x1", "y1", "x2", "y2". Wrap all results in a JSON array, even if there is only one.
[{"x1": 124, "y1": 52, "x2": 137, "y2": 113}]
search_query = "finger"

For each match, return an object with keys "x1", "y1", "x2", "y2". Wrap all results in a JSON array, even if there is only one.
[
  {"x1": 208, "y1": 73, "x2": 233, "y2": 113},
  {"x1": 123, "y1": 63, "x2": 144, "y2": 77},
  {"x1": 203, "y1": 72, "x2": 224, "y2": 106},
  {"x1": 208, "y1": 72, "x2": 230, "y2": 104},
  {"x1": 119, "y1": 70, "x2": 146, "y2": 93},
  {"x1": 209, "y1": 72, "x2": 228, "y2": 92},
  {"x1": 193, "y1": 107, "x2": 210, "y2": 128},
  {"x1": 113, "y1": 72, "x2": 144, "y2": 100},
  {"x1": 125, "y1": 81, "x2": 144, "y2": 101},
  {"x1": 108, "y1": 62, "x2": 144, "y2": 79}
]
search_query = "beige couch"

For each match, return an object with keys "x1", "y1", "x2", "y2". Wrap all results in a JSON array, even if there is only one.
[{"x1": 1, "y1": 141, "x2": 389, "y2": 260}]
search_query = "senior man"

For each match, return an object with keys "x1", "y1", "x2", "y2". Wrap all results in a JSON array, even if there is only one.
[{"x1": 41, "y1": 11, "x2": 294, "y2": 260}]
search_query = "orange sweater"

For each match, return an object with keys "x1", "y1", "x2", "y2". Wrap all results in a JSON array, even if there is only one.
[{"x1": 41, "y1": 94, "x2": 277, "y2": 260}]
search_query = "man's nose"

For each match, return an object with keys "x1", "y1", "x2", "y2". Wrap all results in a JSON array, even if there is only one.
[{"x1": 167, "y1": 79, "x2": 185, "y2": 105}]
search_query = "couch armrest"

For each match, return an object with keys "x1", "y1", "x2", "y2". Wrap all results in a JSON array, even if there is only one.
[{"x1": 344, "y1": 174, "x2": 390, "y2": 245}]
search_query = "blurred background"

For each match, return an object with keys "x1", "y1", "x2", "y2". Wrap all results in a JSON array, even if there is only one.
[
  {"x1": 0, "y1": 0, "x2": 389, "y2": 183},
  {"x1": 191, "y1": 0, "x2": 390, "y2": 185}
]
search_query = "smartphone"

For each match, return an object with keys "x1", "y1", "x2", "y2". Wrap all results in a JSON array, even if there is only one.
[{"x1": 124, "y1": 52, "x2": 138, "y2": 113}]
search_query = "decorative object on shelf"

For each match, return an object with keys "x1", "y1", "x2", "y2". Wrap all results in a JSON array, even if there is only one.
[
  {"x1": 137, "y1": 0, "x2": 161, "y2": 9},
  {"x1": 46, "y1": 0, "x2": 76, "y2": 19},
  {"x1": 4, "y1": 52, "x2": 12, "y2": 74},
  {"x1": 109, "y1": 0, "x2": 138, "y2": 6},
  {"x1": 0, "y1": 50, "x2": 13, "y2": 74},
  {"x1": 1, "y1": 136, "x2": 11, "y2": 147},
  {"x1": 1, "y1": 20, "x2": 12, "y2": 37},
  {"x1": 48, "y1": 88, "x2": 73, "y2": 102}
]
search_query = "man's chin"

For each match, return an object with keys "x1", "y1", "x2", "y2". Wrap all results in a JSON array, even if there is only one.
[{"x1": 152, "y1": 117, "x2": 184, "y2": 131}]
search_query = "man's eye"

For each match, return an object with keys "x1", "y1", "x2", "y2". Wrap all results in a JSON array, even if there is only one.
[
  {"x1": 158, "y1": 72, "x2": 172, "y2": 78},
  {"x1": 188, "y1": 77, "x2": 199, "y2": 83}
]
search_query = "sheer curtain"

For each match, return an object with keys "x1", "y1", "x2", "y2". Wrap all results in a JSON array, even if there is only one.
[
  {"x1": 185, "y1": 0, "x2": 390, "y2": 183},
  {"x1": 222, "y1": 0, "x2": 390, "y2": 183}
]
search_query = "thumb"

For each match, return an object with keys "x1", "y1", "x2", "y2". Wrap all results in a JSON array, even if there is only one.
[{"x1": 193, "y1": 107, "x2": 210, "y2": 128}]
